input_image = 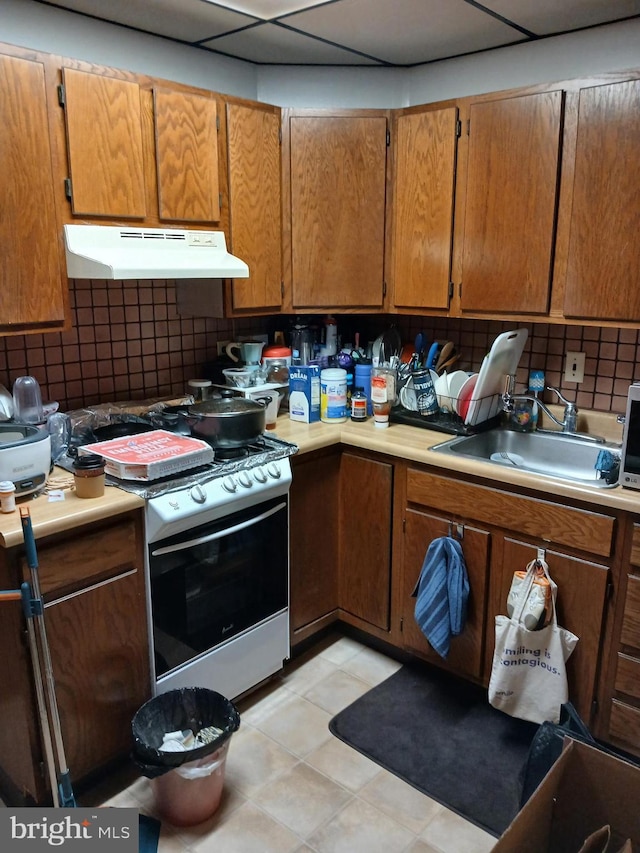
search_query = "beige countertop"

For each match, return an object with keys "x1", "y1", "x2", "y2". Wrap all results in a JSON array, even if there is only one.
[
  {"x1": 272, "y1": 413, "x2": 640, "y2": 515},
  {"x1": 1, "y1": 409, "x2": 637, "y2": 548}
]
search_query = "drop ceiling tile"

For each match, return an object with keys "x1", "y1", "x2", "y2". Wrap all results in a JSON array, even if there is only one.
[
  {"x1": 207, "y1": 1, "x2": 330, "y2": 19},
  {"x1": 482, "y1": 0, "x2": 640, "y2": 36},
  {"x1": 203, "y1": 21, "x2": 385, "y2": 64},
  {"x1": 280, "y1": 0, "x2": 528, "y2": 65},
  {"x1": 44, "y1": 0, "x2": 257, "y2": 43}
]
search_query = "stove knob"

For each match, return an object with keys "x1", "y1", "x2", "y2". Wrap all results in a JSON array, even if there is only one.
[
  {"x1": 238, "y1": 471, "x2": 253, "y2": 489},
  {"x1": 253, "y1": 466, "x2": 268, "y2": 484},
  {"x1": 190, "y1": 484, "x2": 206, "y2": 504},
  {"x1": 266, "y1": 462, "x2": 281, "y2": 480},
  {"x1": 222, "y1": 476, "x2": 237, "y2": 493}
]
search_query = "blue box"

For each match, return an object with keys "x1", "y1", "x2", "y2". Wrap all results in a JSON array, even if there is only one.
[{"x1": 288, "y1": 366, "x2": 320, "y2": 423}]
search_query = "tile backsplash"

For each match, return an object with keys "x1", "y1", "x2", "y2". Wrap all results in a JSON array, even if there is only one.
[{"x1": 0, "y1": 280, "x2": 638, "y2": 417}]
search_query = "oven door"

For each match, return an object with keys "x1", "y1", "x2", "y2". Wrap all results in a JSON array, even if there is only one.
[{"x1": 148, "y1": 495, "x2": 288, "y2": 680}]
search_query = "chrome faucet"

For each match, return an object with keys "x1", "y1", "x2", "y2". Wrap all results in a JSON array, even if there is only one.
[{"x1": 502, "y1": 375, "x2": 603, "y2": 442}]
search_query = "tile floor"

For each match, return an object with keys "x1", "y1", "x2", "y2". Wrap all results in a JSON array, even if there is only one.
[{"x1": 66, "y1": 632, "x2": 497, "y2": 852}]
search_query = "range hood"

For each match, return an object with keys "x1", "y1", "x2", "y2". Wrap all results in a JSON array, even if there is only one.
[{"x1": 63, "y1": 224, "x2": 249, "y2": 280}]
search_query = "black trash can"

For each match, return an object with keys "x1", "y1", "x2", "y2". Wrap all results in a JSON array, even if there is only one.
[{"x1": 132, "y1": 687, "x2": 240, "y2": 826}]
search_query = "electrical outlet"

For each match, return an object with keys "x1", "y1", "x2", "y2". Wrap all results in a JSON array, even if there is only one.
[
  {"x1": 564, "y1": 351, "x2": 585, "y2": 383},
  {"x1": 216, "y1": 340, "x2": 231, "y2": 356}
]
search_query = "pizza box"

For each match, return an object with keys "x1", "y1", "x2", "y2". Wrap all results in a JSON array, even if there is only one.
[{"x1": 78, "y1": 429, "x2": 214, "y2": 481}]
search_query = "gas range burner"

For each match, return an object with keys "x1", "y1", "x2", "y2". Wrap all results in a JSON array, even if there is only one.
[{"x1": 107, "y1": 433, "x2": 298, "y2": 500}]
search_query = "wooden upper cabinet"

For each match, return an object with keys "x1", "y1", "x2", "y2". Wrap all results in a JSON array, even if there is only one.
[
  {"x1": 391, "y1": 107, "x2": 458, "y2": 311},
  {"x1": 154, "y1": 87, "x2": 220, "y2": 223},
  {"x1": 289, "y1": 114, "x2": 388, "y2": 309},
  {"x1": 61, "y1": 67, "x2": 147, "y2": 219},
  {"x1": 0, "y1": 51, "x2": 68, "y2": 333},
  {"x1": 460, "y1": 90, "x2": 563, "y2": 315},
  {"x1": 562, "y1": 79, "x2": 640, "y2": 321},
  {"x1": 227, "y1": 102, "x2": 282, "y2": 311}
]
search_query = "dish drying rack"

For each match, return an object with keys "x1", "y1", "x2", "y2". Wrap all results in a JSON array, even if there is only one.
[{"x1": 390, "y1": 391, "x2": 504, "y2": 436}]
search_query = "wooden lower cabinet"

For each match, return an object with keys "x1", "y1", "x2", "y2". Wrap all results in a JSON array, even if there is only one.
[
  {"x1": 289, "y1": 451, "x2": 340, "y2": 643},
  {"x1": 400, "y1": 509, "x2": 489, "y2": 679},
  {"x1": 606, "y1": 524, "x2": 640, "y2": 755},
  {"x1": 0, "y1": 511, "x2": 150, "y2": 804},
  {"x1": 338, "y1": 453, "x2": 394, "y2": 633},
  {"x1": 493, "y1": 539, "x2": 609, "y2": 723}
]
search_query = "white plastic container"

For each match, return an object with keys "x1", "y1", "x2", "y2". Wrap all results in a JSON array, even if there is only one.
[
  {"x1": 320, "y1": 368, "x2": 347, "y2": 423},
  {"x1": 0, "y1": 480, "x2": 16, "y2": 513}
]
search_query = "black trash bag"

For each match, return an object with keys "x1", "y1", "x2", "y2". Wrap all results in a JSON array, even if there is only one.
[
  {"x1": 132, "y1": 687, "x2": 240, "y2": 779},
  {"x1": 519, "y1": 702, "x2": 595, "y2": 808}
]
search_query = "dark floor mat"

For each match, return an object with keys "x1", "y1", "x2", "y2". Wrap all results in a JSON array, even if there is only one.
[{"x1": 329, "y1": 662, "x2": 538, "y2": 837}]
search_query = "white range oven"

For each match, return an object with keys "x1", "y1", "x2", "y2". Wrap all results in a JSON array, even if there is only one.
[{"x1": 143, "y1": 436, "x2": 294, "y2": 700}]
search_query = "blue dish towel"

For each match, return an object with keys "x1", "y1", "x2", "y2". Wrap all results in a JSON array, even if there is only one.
[{"x1": 412, "y1": 536, "x2": 470, "y2": 659}]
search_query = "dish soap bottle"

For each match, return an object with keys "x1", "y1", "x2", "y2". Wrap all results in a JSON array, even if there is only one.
[{"x1": 528, "y1": 371, "x2": 545, "y2": 431}]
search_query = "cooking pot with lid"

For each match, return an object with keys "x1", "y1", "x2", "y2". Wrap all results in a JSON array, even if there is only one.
[{"x1": 186, "y1": 391, "x2": 268, "y2": 448}]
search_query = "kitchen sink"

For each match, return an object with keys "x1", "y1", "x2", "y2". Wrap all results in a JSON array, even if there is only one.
[{"x1": 430, "y1": 428, "x2": 621, "y2": 489}]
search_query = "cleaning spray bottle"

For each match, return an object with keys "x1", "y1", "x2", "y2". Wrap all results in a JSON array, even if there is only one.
[{"x1": 529, "y1": 371, "x2": 545, "y2": 431}]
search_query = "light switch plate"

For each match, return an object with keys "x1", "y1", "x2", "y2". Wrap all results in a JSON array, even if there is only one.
[{"x1": 564, "y1": 351, "x2": 585, "y2": 383}]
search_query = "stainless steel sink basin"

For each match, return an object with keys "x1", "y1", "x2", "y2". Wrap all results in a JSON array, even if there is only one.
[{"x1": 430, "y1": 429, "x2": 621, "y2": 488}]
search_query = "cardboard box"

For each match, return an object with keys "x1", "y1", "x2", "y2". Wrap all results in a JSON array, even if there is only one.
[
  {"x1": 288, "y1": 366, "x2": 320, "y2": 423},
  {"x1": 79, "y1": 429, "x2": 214, "y2": 481},
  {"x1": 492, "y1": 738, "x2": 640, "y2": 853}
]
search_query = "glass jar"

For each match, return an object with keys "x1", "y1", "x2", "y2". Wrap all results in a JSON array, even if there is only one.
[{"x1": 350, "y1": 387, "x2": 368, "y2": 422}]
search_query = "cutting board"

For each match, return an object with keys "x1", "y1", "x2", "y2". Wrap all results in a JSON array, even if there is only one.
[{"x1": 465, "y1": 328, "x2": 528, "y2": 425}]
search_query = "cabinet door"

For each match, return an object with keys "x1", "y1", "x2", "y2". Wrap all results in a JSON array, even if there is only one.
[
  {"x1": 339, "y1": 454, "x2": 393, "y2": 631},
  {"x1": 62, "y1": 67, "x2": 146, "y2": 219},
  {"x1": 0, "y1": 52, "x2": 67, "y2": 332},
  {"x1": 289, "y1": 453, "x2": 340, "y2": 640},
  {"x1": 402, "y1": 510, "x2": 490, "y2": 679},
  {"x1": 154, "y1": 87, "x2": 221, "y2": 223},
  {"x1": 289, "y1": 115, "x2": 387, "y2": 308},
  {"x1": 498, "y1": 539, "x2": 609, "y2": 723},
  {"x1": 563, "y1": 79, "x2": 640, "y2": 320},
  {"x1": 44, "y1": 569, "x2": 150, "y2": 782},
  {"x1": 227, "y1": 102, "x2": 282, "y2": 311},
  {"x1": 392, "y1": 107, "x2": 458, "y2": 310},
  {"x1": 461, "y1": 91, "x2": 562, "y2": 314}
]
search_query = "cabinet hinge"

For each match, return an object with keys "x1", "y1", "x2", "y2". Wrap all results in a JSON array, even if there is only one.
[
  {"x1": 57, "y1": 84, "x2": 65, "y2": 107},
  {"x1": 591, "y1": 697, "x2": 599, "y2": 717},
  {"x1": 606, "y1": 580, "x2": 614, "y2": 601},
  {"x1": 448, "y1": 281, "x2": 454, "y2": 300},
  {"x1": 400, "y1": 616, "x2": 404, "y2": 633},
  {"x1": 219, "y1": 192, "x2": 223, "y2": 210},
  {"x1": 383, "y1": 281, "x2": 387, "y2": 298},
  {"x1": 459, "y1": 282, "x2": 462, "y2": 299},
  {"x1": 216, "y1": 115, "x2": 220, "y2": 132},
  {"x1": 466, "y1": 119, "x2": 470, "y2": 136},
  {"x1": 281, "y1": 281, "x2": 285, "y2": 298},
  {"x1": 455, "y1": 119, "x2": 462, "y2": 138},
  {"x1": 279, "y1": 127, "x2": 282, "y2": 144},
  {"x1": 386, "y1": 129, "x2": 391, "y2": 146},
  {"x1": 64, "y1": 178, "x2": 72, "y2": 200},
  {"x1": 402, "y1": 516, "x2": 406, "y2": 534}
]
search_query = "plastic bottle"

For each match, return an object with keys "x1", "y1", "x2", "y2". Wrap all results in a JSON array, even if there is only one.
[
  {"x1": 351, "y1": 387, "x2": 368, "y2": 422},
  {"x1": 371, "y1": 373, "x2": 391, "y2": 428},
  {"x1": 355, "y1": 362, "x2": 373, "y2": 415},
  {"x1": 322, "y1": 315, "x2": 338, "y2": 357},
  {"x1": 320, "y1": 367, "x2": 347, "y2": 423},
  {"x1": 0, "y1": 481, "x2": 16, "y2": 513}
]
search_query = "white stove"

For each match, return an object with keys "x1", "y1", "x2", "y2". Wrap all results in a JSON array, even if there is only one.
[{"x1": 145, "y1": 456, "x2": 292, "y2": 542}]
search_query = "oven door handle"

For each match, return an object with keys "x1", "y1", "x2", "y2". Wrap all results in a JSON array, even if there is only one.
[{"x1": 150, "y1": 501, "x2": 287, "y2": 557}]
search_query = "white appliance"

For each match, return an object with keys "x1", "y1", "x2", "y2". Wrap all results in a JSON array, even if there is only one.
[
  {"x1": 0, "y1": 425, "x2": 51, "y2": 496},
  {"x1": 141, "y1": 436, "x2": 293, "y2": 701},
  {"x1": 63, "y1": 225, "x2": 249, "y2": 280}
]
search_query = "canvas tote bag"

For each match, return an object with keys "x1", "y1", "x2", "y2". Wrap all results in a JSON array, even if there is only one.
[{"x1": 488, "y1": 558, "x2": 579, "y2": 725}]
